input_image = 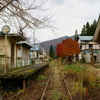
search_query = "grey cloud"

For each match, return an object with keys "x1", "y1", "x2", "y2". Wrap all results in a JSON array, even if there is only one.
[
  {"x1": 79, "y1": 0, "x2": 100, "y2": 4},
  {"x1": 50, "y1": 0, "x2": 65, "y2": 5}
]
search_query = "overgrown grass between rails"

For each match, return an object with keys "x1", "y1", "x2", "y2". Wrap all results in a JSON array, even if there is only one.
[{"x1": 51, "y1": 92, "x2": 62, "y2": 100}]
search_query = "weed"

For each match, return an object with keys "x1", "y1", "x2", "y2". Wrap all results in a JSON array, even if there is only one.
[
  {"x1": 52, "y1": 92, "x2": 62, "y2": 100},
  {"x1": 41, "y1": 83, "x2": 47, "y2": 85},
  {"x1": 81, "y1": 70, "x2": 96, "y2": 87},
  {"x1": 97, "y1": 84, "x2": 100, "y2": 87},
  {"x1": 94, "y1": 65, "x2": 100, "y2": 69},
  {"x1": 18, "y1": 88, "x2": 24, "y2": 93},
  {"x1": 8, "y1": 91, "x2": 14, "y2": 95},
  {"x1": 50, "y1": 89, "x2": 54, "y2": 91},
  {"x1": 38, "y1": 75, "x2": 47, "y2": 79}
]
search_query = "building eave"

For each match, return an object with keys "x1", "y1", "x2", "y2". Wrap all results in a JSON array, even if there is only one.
[
  {"x1": 16, "y1": 41, "x2": 33, "y2": 48},
  {"x1": 0, "y1": 34, "x2": 26, "y2": 41}
]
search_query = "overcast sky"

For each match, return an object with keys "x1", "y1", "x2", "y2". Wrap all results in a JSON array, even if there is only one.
[
  {"x1": 0, "y1": 0, "x2": 100, "y2": 43},
  {"x1": 35, "y1": 0, "x2": 100, "y2": 43}
]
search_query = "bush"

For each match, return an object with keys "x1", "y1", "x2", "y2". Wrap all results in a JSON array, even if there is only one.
[{"x1": 81, "y1": 70, "x2": 96, "y2": 87}]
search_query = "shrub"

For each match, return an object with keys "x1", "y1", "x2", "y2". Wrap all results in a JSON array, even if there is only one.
[{"x1": 81, "y1": 70, "x2": 96, "y2": 87}]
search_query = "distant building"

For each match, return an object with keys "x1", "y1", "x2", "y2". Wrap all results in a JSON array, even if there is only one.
[
  {"x1": 30, "y1": 44, "x2": 39, "y2": 59},
  {"x1": 16, "y1": 41, "x2": 33, "y2": 67},
  {"x1": 76, "y1": 36, "x2": 100, "y2": 63},
  {"x1": 30, "y1": 44, "x2": 47, "y2": 62}
]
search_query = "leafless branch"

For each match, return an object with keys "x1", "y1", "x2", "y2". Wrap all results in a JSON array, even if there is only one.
[{"x1": 0, "y1": 0, "x2": 55, "y2": 40}]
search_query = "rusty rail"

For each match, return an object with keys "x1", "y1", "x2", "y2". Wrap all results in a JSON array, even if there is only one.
[
  {"x1": 40, "y1": 68, "x2": 74, "y2": 100},
  {"x1": 40, "y1": 69, "x2": 53, "y2": 100},
  {"x1": 62, "y1": 73, "x2": 73, "y2": 100}
]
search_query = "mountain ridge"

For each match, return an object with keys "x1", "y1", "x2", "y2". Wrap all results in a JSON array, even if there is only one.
[{"x1": 39, "y1": 35, "x2": 74, "y2": 53}]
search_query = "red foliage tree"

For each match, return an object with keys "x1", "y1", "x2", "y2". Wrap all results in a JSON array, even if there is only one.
[{"x1": 56, "y1": 38, "x2": 80, "y2": 64}]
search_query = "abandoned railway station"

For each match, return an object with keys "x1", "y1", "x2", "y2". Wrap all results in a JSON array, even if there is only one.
[
  {"x1": 0, "y1": 33, "x2": 26, "y2": 70},
  {"x1": 0, "y1": 25, "x2": 49, "y2": 92},
  {"x1": 0, "y1": 63, "x2": 48, "y2": 91},
  {"x1": 1, "y1": 15, "x2": 100, "y2": 93}
]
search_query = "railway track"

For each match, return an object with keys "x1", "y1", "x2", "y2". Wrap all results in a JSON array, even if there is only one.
[{"x1": 40, "y1": 66, "x2": 73, "y2": 100}]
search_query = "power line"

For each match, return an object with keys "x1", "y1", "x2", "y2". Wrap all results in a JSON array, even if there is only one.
[{"x1": 46, "y1": 10, "x2": 96, "y2": 19}]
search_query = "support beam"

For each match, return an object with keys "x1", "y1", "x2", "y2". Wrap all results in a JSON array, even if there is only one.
[
  {"x1": 23, "y1": 79, "x2": 26, "y2": 90},
  {"x1": 0, "y1": 91, "x2": 3, "y2": 100}
]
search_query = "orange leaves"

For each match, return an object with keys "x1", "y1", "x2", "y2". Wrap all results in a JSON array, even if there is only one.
[{"x1": 56, "y1": 38, "x2": 80, "y2": 58}]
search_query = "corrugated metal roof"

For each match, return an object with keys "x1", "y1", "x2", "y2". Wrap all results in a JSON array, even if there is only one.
[
  {"x1": 84, "y1": 50, "x2": 98, "y2": 53},
  {"x1": 16, "y1": 41, "x2": 33, "y2": 48},
  {"x1": 78, "y1": 36, "x2": 93, "y2": 41}
]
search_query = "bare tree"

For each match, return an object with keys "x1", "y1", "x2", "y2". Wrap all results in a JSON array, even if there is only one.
[{"x1": 0, "y1": 0, "x2": 54, "y2": 40}]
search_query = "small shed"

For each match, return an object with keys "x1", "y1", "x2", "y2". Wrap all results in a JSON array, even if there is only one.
[{"x1": 16, "y1": 41, "x2": 33, "y2": 67}]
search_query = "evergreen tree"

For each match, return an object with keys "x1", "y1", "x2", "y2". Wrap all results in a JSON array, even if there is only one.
[
  {"x1": 85, "y1": 22, "x2": 90, "y2": 35},
  {"x1": 49, "y1": 45, "x2": 55, "y2": 59},
  {"x1": 80, "y1": 20, "x2": 97, "y2": 36},
  {"x1": 89, "y1": 20, "x2": 97, "y2": 36},
  {"x1": 81, "y1": 25, "x2": 86, "y2": 35},
  {"x1": 74, "y1": 29, "x2": 78, "y2": 40}
]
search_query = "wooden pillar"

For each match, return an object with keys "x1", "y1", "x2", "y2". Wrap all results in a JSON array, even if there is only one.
[
  {"x1": 23, "y1": 79, "x2": 26, "y2": 90},
  {"x1": 90, "y1": 47, "x2": 94, "y2": 66},
  {"x1": 4, "y1": 34, "x2": 7, "y2": 74},
  {"x1": 0, "y1": 91, "x2": 3, "y2": 100}
]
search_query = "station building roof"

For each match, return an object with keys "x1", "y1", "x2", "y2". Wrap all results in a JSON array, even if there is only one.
[
  {"x1": 16, "y1": 41, "x2": 33, "y2": 48},
  {"x1": 84, "y1": 50, "x2": 98, "y2": 53},
  {"x1": 78, "y1": 36, "x2": 93, "y2": 41},
  {"x1": 0, "y1": 33, "x2": 26, "y2": 41}
]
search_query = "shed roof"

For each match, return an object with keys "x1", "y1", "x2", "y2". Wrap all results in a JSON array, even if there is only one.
[
  {"x1": 16, "y1": 41, "x2": 33, "y2": 48},
  {"x1": 78, "y1": 36, "x2": 93, "y2": 41}
]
